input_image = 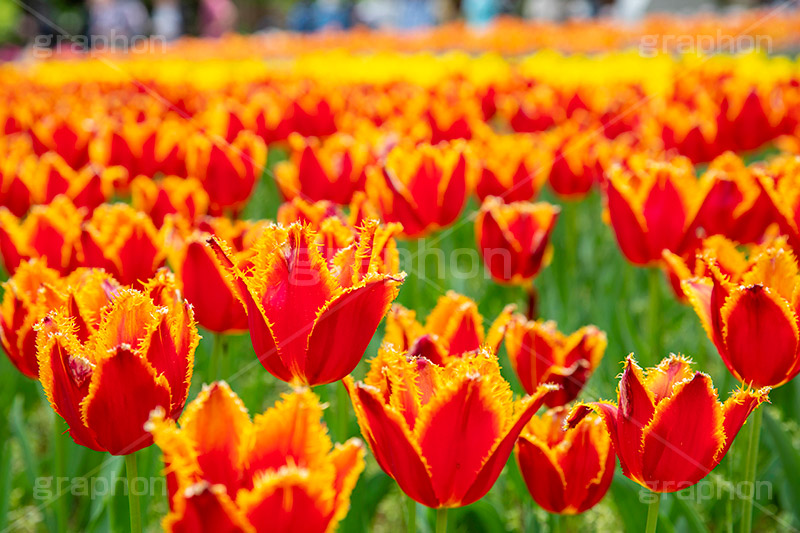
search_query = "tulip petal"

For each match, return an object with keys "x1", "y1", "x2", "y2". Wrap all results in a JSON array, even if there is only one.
[
  {"x1": 164, "y1": 482, "x2": 252, "y2": 533},
  {"x1": 717, "y1": 387, "x2": 770, "y2": 460},
  {"x1": 345, "y1": 379, "x2": 438, "y2": 507},
  {"x1": 460, "y1": 384, "x2": 554, "y2": 507},
  {"x1": 182, "y1": 241, "x2": 249, "y2": 333},
  {"x1": 178, "y1": 382, "x2": 252, "y2": 494},
  {"x1": 329, "y1": 439, "x2": 367, "y2": 526},
  {"x1": 37, "y1": 322, "x2": 102, "y2": 451},
  {"x1": 559, "y1": 418, "x2": 614, "y2": 513},
  {"x1": 641, "y1": 373, "x2": 724, "y2": 492},
  {"x1": 247, "y1": 390, "x2": 333, "y2": 479},
  {"x1": 616, "y1": 356, "x2": 655, "y2": 483},
  {"x1": 304, "y1": 276, "x2": 401, "y2": 385},
  {"x1": 516, "y1": 436, "x2": 567, "y2": 513},
  {"x1": 415, "y1": 375, "x2": 505, "y2": 506},
  {"x1": 238, "y1": 468, "x2": 333, "y2": 533},
  {"x1": 721, "y1": 285, "x2": 799, "y2": 387},
  {"x1": 207, "y1": 237, "x2": 291, "y2": 382},
  {"x1": 82, "y1": 345, "x2": 172, "y2": 455},
  {"x1": 606, "y1": 176, "x2": 651, "y2": 265}
]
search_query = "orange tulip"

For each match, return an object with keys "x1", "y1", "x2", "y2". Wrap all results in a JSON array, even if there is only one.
[
  {"x1": 605, "y1": 157, "x2": 700, "y2": 265},
  {"x1": 366, "y1": 140, "x2": 473, "y2": 238},
  {"x1": 30, "y1": 113, "x2": 91, "y2": 168},
  {"x1": 503, "y1": 313, "x2": 607, "y2": 408},
  {"x1": 172, "y1": 216, "x2": 266, "y2": 334},
  {"x1": 516, "y1": 406, "x2": 614, "y2": 514},
  {"x1": 131, "y1": 176, "x2": 209, "y2": 228},
  {"x1": 79, "y1": 203, "x2": 167, "y2": 288},
  {"x1": 345, "y1": 347, "x2": 555, "y2": 508},
  {"x1": 0, "y1": 195, "x2": 83, "y2": 275},
  {"x1": 682, "y1": 238, "x2": 800, "y2": 388},
  {"x1": 0, "y1": 259, "x2": 61, "y2": 378},
  {"x1": 148, "y1": 383, "x2": 364, "y2": 533},
  {"x1": 569, "y1": 355, "x2": 769, "y2": 493},
  {"x1": 475, "y1": 196, "x2": 559, "y2": 284},
  {"x1": 382, "y1": 291, "x2": 510, "y2": 365},
  {"x1": 208, "y1": 222, "x2": 403, "y2": 385},
  {"x1": 37, "y1": 269, "x2": 198, "y2": 454},
  {"x1": 275, "y1": 132, "x2": 369, "y2": 205},
  {"x1": 186, "y1": 131, "x2": 267, "y2": 216}
]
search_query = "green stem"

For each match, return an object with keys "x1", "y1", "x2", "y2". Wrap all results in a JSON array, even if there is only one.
[
  {"x1": 549, "y1": 513, "x2": 563, "y2": 533},
  {"x1": 740, "y1": 407, "x2": 763, "y2": 533},
  {"x1": 435, "y1": 507, "x2": 448, "y2": 533},
  {"x1": 0, "y1": 434, "x2": 12, "y2": 533},
  {"x1": 209, "y1": 333, "x2": 225, "y2": 381},
  {"x1": 53, "y1": 413, "x2": 68, "y2": 533},
  {"x1": 406, "y1": 496, "x2": 417, "y2": 533},
  {"x1": 645, "y1": 492, "x2": 661, "y2": 533},
  {"x1": 648, "y1": 267, "x2": 663, "y2": 364},
  {"x1": 126, "y1": 453, "x2": 142, "y2": 533},
  {"x1": 336, "y1": 380, "x2": 350, "y2": 441}
]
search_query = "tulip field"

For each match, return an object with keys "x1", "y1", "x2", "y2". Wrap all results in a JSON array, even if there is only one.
[{"x1": 6, "y1": 9, "x2": 800, "y2": 533}]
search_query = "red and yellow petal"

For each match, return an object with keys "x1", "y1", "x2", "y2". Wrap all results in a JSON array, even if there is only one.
[
  {"x1": 640, "y1": 373, "x2": 724, "y2": 492},
  {"x1": 344, "y1": 378, "x2": 438, "y2": 507},
  {"x1": 720, "y1": 285, "x2": 799, "y2": 387},
  {"x1": 717, "y1": 387, "x2": 771, "y2": 461},
  {"x1": 304, "y1": 275, "x2": 402, "y2": 385},
  {"x1": 247, "y1": 390, "x2": 332, "y2": 479},
  {"x1": 178, "y1": 382, "x2": 252, "y2": 494},
  {"x1": 516, "y1": 435, "x2": 568, "y2": 513},
  {"x1": 81, "y1": 345, "x2": 172, "y2": 455},
  {"x1": 460, "y1": 383, "x2": 555, "y2": 507},
  {"x1": 164, "y1": 482, "x2": 252, "y2": 533}
]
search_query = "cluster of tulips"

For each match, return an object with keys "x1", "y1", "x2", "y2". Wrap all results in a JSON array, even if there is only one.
[{"x1": 4, "y1": 12, "x2": 800, "y2": 533}]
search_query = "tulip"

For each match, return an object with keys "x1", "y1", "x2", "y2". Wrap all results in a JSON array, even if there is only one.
[
  {"x1": 475, "y1": 196, "x2": 560, "y2": 284},
  {"x1": 275, "y1": 132, "x2": 369, "y2": 205},
  {"x1": 757, "y1": 155, "x2": 800, "y2": 252},
  {"x1": 689, "y1": 152, "x2": 773, "y2": 245},
  {"x1": 382, "y1": 291, "x2": 511, "y2": 365},
  {"x1": 79, "y1": 203, "x2": 168, "y2": 288},
  {"x1": 171, "y1": 216, "x2": 265, "y2": 334},
  {"x1": 0, "y1": 195, "x2": 83, "y2": 275},
  {"x1": 92, "y1": 119, "x2": 188, "y2": 181},
  {"x1": 186, "y1": 131, "x2": 267, "y2": 216},
  {"x1": 568, "y1": 355, "x2": 768, "y2": 493},
  {"x1": 516, "y1": 406, "x2": 614, "y2": 514},
  {"x1": 0, "y1": 259, "x2": 62, "y2": 377},
  {"x1": 473, "y1": 133, "x2": 550, "y2": 203},
  {"x1": 548, "y1": 129, "x2": 604, "y2": 198},
  {"x1": 30, "y1": 113, "x2": 91, "y2": 168},
  {"x1": 345, "y1": 347, "x2": 555, "y2": 508},
  {"x1": 366, "y1": 140, "x2": 473, "y2": 238},
  {"x1": 682, "y1": 238, "x2": 800, "y2": 388},
  {"x1": 661, "y1": 235, "x2": 749, "y2": 302},
  {"x1": 605, "y1": 157, "x2": 700, "y2": 266},
  {"x1": 131, "y1": 176, "x2": 209, "y2": 228},
  {"x1": 503, "y1": 313, "x2": 607, "y2": 408},
  {"x1": 36, "y1": 269, "x2": 198, "y2": 454},
  {"x1": 148, "y1": 383, "x2": 364, "y2": 533},
  {"x1": 208, "y1": 222, "x2": 403, "y2": 385}
]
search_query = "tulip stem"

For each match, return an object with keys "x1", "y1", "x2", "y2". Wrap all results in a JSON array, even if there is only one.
[
  {"x1": 406, "y1": 497, "x2": 417, "y2": 533},
  {"x1": 647, "y1": 267, "x2": 663, "y2": 364},
  {"x1": 125, "y1": 453, "x2": 143, "y2": 533},
  {"x1": 645, "y1": 492, "x2": 661, "y2": 533},
  {"x1": 210, "y1": 333, "x2": 226, "y2": 381},
  {"x1": 53, "y1": 413, "x2": 68, "y2": 533},
  {"x1": 740, "y1": 407, "x2": 763, "y2": 533},
  {"x1": 526, "y1": 284, "x2": 538, "y2": 320},
  {"x1": 435, "y1": 507, "x2": 448, "y2": 533},
  {"x1": 336, "y1": 380, "x2": 350, "y2": 441}
]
